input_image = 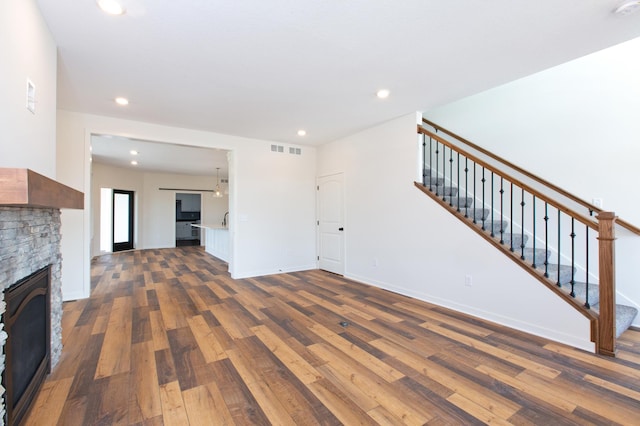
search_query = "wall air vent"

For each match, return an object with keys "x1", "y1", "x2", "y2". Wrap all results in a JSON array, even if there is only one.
[
  {"x1": 289, "y1": 147, "x2": 302, "y2": 155},
  {"x1": 271, "y1": 144, "x2": 284, "y2": 153}
]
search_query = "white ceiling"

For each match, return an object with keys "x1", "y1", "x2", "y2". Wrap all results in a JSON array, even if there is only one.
[
  {"x1": 38, "y1": 0, "x2": 640, "y2": 151},
  {"x1": 91, "y1": 135, "x2": 229, "y2": 176}
]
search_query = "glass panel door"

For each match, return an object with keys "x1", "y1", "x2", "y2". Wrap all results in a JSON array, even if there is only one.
[{"x1": 112, "y1": 190, "x2": 134, "y2": 252}]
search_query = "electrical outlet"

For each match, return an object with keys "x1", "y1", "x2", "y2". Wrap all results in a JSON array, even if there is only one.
[
  {"x1": 465, "y1": 275, "x2": 472, "y2": 287},
  {"x1": 592, "y1": 198, "x2": 603, "y2": 209}
]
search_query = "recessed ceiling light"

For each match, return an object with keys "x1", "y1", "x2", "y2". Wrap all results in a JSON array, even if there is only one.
[
  {"x1": 376, "y1": 89, "x2": 390, "y2": 99},
  {"x1": 130, "y1": 160, "x2": 138, "y2": 166},
  {"x1": 97, "y1": 0, "x2": 126, "y2": 15},
  {"x1": 130, "y1": 150, "x2": 138, "y2": 155},
  {"x1": 297, "y1": 130, "x2": 307, "y2": 136},
  {"x1": 615, "y1": 1, "x2": 640, "y2": 15},
  {"x1": 115, "y1": 97, "x2": 129, "y2": 106}
]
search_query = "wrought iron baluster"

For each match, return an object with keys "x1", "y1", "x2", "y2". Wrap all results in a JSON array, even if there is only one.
[
  {"x1": 481, "y1": 167, "x2": 486, "y2": 230},
  {"x1": 422, "y1": 134, "x2": 427, "y2": 187},
  {"x1": 510, "y1": 182, "x2": 514, "y2": 252},
  {"x1": 464, "y1": 158, "x2": 469, "y2": 217},
  {"x1": 449, "y1": 147, "x2": 454, "y2": 206},
  {"x1": 532, "y1": 195, "x2": 537, "y2": 268},
  {"x1": 585, "y1": 226, "x2": 590, "y2": 309},
  {"x1": 570, "y1": 218, "x2": 576, "y2": 297},
  {"x1": 434, "y1": 141, "x2": 440, "y2": 194},
  {"x1": 456, "y1": 152, "x2": 461, "y2": 212},
  {"x1": 473, "y1": 163, "x2": 477, "y2": 224},
  {"x1": 500, "y1": 178, "x2": 504, "y2": 244},
  {"x1": 429, "y1": 136, "x2": 433, "y2": 190},
  {"x1": 490, "y1": 172, "x2": 495, "y2": 237},
  {"x1": 520, "y1": 188, "x2": 525, "y2": 260},
  {"x1": 544, "y1": 203, "x2": 549, "y2": 278},
  {"x1": 442, "y1": 141, "x2": 447, "y2": 201},
  {"x1": 557, "y1": 210, "x2": 562, "y2": 287}
]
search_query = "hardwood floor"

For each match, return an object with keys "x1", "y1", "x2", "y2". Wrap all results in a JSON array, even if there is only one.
[{"x1": 25, "y1": 247, "x2": 640, "y2": 425}]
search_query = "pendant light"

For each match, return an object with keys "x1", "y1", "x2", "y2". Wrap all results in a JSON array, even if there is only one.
[{"x1": 214, "y1": 168, "x2": 223, "y2": 198}]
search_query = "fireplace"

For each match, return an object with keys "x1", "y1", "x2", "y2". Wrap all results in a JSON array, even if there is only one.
[
  {"x1": 0, "y1": 168, "x2": 83, "y2": 425},
  {"x1": 2, "y1": 266, "x2": 51, "y2": 426}
]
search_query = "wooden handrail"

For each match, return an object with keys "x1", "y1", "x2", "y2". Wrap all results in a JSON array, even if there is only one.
[
  {"x1": 418, "y1": 125, "x2": 598, "y2": 231},
  {"x1": 421, "y1": 118, "x2": 640, "y2": 235}
]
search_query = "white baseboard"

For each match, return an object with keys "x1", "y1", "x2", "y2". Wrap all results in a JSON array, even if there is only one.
[
  {"x1": 62, "y1": 289, "x2": 89, "y2": 302},
  {"x1": 231, "y1": 263, "x2": 317, "y2": 280}
]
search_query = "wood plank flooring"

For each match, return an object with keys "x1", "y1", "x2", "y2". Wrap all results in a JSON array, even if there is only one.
[{"x1": 26, "y1": 247, "x2": 640, "y2": 425}]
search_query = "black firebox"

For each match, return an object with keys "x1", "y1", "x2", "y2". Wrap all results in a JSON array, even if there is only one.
[{"x1": 2, "y1": 265, "x2": 51, "y2": 426}]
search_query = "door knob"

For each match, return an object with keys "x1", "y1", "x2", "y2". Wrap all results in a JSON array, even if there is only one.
[{"x1": 338, "y1": 227, "x2": 344, "y2": 231}]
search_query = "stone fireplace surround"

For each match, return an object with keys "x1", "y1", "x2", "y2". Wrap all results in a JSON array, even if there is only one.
[
  {"x1": 0, "y1": 207, "x2": 63, "y2": 423},
  {"x1": 0, "y1": 168, "x2": 83, "y2": 425}
]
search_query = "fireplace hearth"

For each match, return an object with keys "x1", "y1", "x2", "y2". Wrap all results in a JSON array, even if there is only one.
[{"x1": 2, "y1": 266, "x2": 51, "y2": 426}]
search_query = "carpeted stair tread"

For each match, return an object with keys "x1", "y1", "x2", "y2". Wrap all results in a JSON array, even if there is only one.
[
  {"x1": 442, "y1": 196, "x2": 474, "y2": 208},
  {"x1": 424, "y1": 176, "x2": 445, "y2": 187},
  {"x1": 498, "y1": 233, "x2": 529, "y2": 250},
  {"x1": 522, "y1": 248, "x2": 550, "y2": 264},
  {"x1": 461, "y1": 208, "x2": 490, "y2": 221},
  {"x1": 591, "y1": 303, "x2": 639, "y2": 338},
  {"x1": 478, "y1": 220, "x2": 509, "y2": 236},
  {"x1": 433, "y1": 186, "x2": 458, "y2": 197},
  {"x1": 535, "y1": 263, "x2": 575, "y2": 285},
  {"x1": 559, "y1": 281, "x2": 599, "y2": 306}
]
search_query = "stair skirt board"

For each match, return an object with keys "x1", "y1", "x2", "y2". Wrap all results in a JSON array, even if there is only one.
[{"x1": 416, "y1": 179, "x2": 639, "y2": 339}]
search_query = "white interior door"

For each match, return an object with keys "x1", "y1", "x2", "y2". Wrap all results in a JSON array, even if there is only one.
[{"x1": 317, "y1": 173, "x2": 344, "y2": 275}]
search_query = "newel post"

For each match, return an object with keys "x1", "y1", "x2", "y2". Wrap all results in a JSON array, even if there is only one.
[{"x1": 597, "y1": 211, "x2": 617, "y2": 357}]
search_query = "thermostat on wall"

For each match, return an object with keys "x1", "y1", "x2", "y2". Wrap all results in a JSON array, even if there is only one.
[{"x1": 26, "y1": 79, "x2": 36, "y2": 114}]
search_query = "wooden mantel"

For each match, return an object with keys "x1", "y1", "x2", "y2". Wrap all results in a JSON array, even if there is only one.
[{"x1": 0, "y1": 168, "x2": 83, "y2": 209}]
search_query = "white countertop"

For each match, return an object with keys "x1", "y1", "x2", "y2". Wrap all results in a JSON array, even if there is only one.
[{"x1": 191, "y1": 224, "x2": 229, "y2": 230}]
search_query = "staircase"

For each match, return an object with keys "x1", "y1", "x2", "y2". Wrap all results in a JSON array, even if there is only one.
[{"x1": 417, "y1": 120, "x2": 639, "y2": 355}]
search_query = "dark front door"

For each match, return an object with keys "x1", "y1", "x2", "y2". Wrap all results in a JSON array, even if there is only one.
[{"x1": 112, "y1": 189, "x2": 134, "y2": 252}]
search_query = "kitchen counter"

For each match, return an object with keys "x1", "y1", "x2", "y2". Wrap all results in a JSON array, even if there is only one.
[
  {"x1": 192, "y1": 224, "x2": 227, "y2": 230},
  {"x1": 191, "y1": 224, "x2": 229, "y2": 262}
]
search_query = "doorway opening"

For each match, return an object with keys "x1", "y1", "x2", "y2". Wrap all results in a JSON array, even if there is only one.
[{"x1": 175, "y1": 193, "x2": 202, "y2": 247}]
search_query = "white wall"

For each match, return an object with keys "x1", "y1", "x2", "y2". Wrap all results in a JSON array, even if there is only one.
[
  {"x1": 427, "y1": 36, "x2": 640, "y2": 326},
  {"x1": 0, "y1": 0, "x2": 57, "y2": 178},
  {"x1": 317, "y1": 113, "x2": 592, "y2": 351},
  {"x1": 0, "y1": 0, "x2": 88, "y2": 302},
  {"x1": 57, "y1": 113, "x2": 91, "y2": 300},
  {"x1": 427, "y1": 37, "x2": 640, "y2": 224},
  {"x1": 58, "y1": 111, "x2": 317, "y2": 300}
]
